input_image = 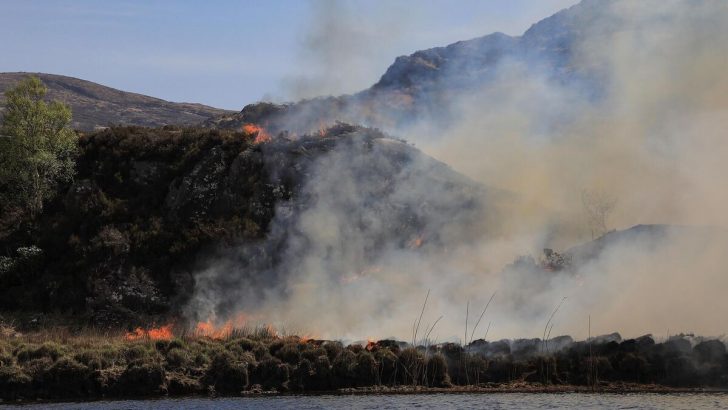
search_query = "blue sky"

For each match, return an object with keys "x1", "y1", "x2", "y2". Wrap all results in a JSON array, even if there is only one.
[{"x1": 0, "y1": 0, "x2": 577, "y2": 109}]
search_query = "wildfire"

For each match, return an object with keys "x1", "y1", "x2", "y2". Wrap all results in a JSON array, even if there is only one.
[
  {"x1": 407, "y1": 235, "x2": 424, "y2": 249},
  {"x1": 340, "y1": 266, "x2": 383, "y2": 285},
  {"x1": 265, "y1": 323, "x2": 279, "y2": 339},
  {"x1": 195, "y1": 320, "x2": 233, "y2": 339},
  {"x1": 298, "y1": 333, "x2": 317, "y2": 344},
  {"x1": 366, "y1": 338, "x2": 377, "y2": 351},
  {"x1": 123, "y1": 324, "x2": 174, "y2": 341},
  {"x1": 243, "y1": 123, "x2": 271, "y2": 144}
]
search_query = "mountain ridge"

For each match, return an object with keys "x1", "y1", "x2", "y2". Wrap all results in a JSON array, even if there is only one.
[
  {"x1": 202, "y1": 0, "x2": 607, "y2": 134},
  {"x1": 0, "y1": 72, "x2": 233, "y2": 131}
]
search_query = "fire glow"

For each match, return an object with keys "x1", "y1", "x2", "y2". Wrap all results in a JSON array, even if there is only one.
[
  {"x1": 243, "y1": 123, "x2": 271, "y2": 144},
  {"x1": 123, "y1": 324, "x2": 174, "y2": 341}
]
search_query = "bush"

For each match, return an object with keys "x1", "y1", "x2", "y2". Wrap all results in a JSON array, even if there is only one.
[
  {"x1": 290, "y1": 358, "x2": 313, "y2": 390},
  {"x1": 254, "y1": 357, "x2": 289, "y2": 390},
  {"x1": 276, "y1": 343, "x2": 301, "y2": 365},
  {"x1": 397, "y1": 347, "x2": 424, "y2": 385},
  {"x1": 165, "y1": 348, "x2": 192, "y2": 370},
  {"x1": 323, "y1": 341, "x2": 343, "y2": 362},
  {"x1": 15, "y1": 342, "x2": 65, "y2": 363},
  {"x1": 426, "y1": 354, "x2": 451, "y2": 387},
  {"x1": 355, "y1": 351, "x2": 377, "y2": 386},
  {"x1": 309, "y1": 354, "x2": 332, "y2": 390},
  {"x1": 332, "y1": 349, "x2": 357, "y2": 387},
  {"x1": 0, "y1": 365, "x2": 32, "y2": 400},
  {"x1": 117, "y1": 362, "x2": 166, "y2": 396},
  {"x1": 205, "y1": 351, "x2": 249, "y2": 394},
  {"x1": 373, "y1": 348, "x2": 398, "y2": 385},
  {"x1": 42, "y1": 357, "x2": 94, "y2": 398},
  {"x1": 167, "y1": 372, "x2": 203, "y2": 396},
  {"x1": 74, "y1": 349, "x2": 111, "y2": 371},
  {"x1": 302, "y1": 346, "x2": 327, "y2": 363}
]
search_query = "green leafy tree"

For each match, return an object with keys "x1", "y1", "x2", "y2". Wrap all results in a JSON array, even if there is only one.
[{"x1": 0, "y1": 76, "x2": 78, "y2": 217}]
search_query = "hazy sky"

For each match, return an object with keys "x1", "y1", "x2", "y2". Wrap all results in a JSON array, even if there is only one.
[{"x1": 0, "y1": 0, "x2": 577, "y2": 109}]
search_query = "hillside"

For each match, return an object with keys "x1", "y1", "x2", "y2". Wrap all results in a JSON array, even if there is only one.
[
  {"x1": 0, "y1": 124, "x2": 487, "y2": 327},
  {"x1": 0, "y1": 73, "x2": 233, "y2": 131}
]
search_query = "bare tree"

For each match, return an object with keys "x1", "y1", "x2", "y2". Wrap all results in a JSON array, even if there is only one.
[{"x1": 581, "y1": 189, "x2": 617, "y2": 239}]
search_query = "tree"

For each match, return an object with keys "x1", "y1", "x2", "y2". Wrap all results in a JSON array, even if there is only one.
[
  {"x1": 581, "y1": 189, "x2": 617, "y2": 239},
  {"x1": 0, "y1": 76, "x2": 77, "y2": 218}
]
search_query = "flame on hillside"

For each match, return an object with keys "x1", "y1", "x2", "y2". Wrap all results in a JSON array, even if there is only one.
[
  {"x1": 124, "y1": 324, "x2": 174, "y2": 341},
  {"x1": 192, "y1": 313, "x2": 279, "y2": 340},
  {"x1": 407, "y1": 235, "x2": 424, "y2": 249},
  {"x1": 243, "y1": 123, "x2": 272, "y2": 144}
]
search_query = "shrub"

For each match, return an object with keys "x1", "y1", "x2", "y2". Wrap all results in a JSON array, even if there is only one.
[
  {"x1": 323, "y1": 341, "x2": 343, "y2": 362},
  {"x1": 397, "y1": 347, "x2": 424, "y2": 385},
  {"x1": 426, "y1": 353, "x2": 451, "y2": 387},
  {"x1": 355, "y1": 350, "x2": 377, "y2": 386},
  {"x1": 74, "y1": 349, "x2": 111, "y2": 371},
  {"x1": 254, "y1": 357, "x2": 289, "y2": 390},
  {"x1": 0, "y1": 365, "x2": 32, "y2": 400},
  {"x1": 373, "y1": 348, "x2": 398, "y2": 383},
  {"x1": 15, "y1": 342, "x2": 65, "y2": 363},
  {"x1": 290, "y1": 358, "x2": 313, "y2": 390},
  {"x1": 205, "y1": 350, "x2": 249, "y2": 394},
  {"x1": 332, "y1": 349, "x2": 357, "y2": 387},
  {"x1": 165, "y1": 348, "x2": 192, "y2": 370},
  {"x1": 167, "y1": 372, "x2": 203, "y2": 396},
  {"x1": 118, "y1": 362, "x2": 166, "y2": 396},
  {"x1": 276, "y1": 343, "x2": 301, "y2": 365},
  {"x1": 302, "y1": 346, "x2": 327, "y2": 363},
  {"x1": 309, "y1": 354, "x2": 332, "y2": 390},
  {"x1": 42, "y1": 357, "x2": 94, "y2": 398}
]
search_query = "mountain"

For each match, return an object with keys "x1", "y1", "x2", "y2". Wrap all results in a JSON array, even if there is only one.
[
  {"x1": 0, "y1": 73, "x2": 233, "y2": 131},
  {"x1": 204, "y1": 0, "x2": 607, "y2": 134}
]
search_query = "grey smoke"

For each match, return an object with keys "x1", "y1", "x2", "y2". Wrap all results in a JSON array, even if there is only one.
[{"x1": 187, "y1": 0, "x2": 728, "y2": 342}]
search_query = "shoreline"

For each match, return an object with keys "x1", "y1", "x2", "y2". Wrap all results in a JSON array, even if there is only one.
[
  {"x1": 3, "y1": 384, "x2": 727, "y2": 406},
  {"x1": 2, "y1": 328, "x2": 727, "y2": 404}
]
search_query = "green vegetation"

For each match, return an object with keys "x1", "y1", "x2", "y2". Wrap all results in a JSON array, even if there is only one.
[
  {"x1": 0, "y1": 76, "x2": 78, "y2": 219},
  {"x1": 0, "y1": 328, "x2": 725, "y2": 401},
  {"x1": 0, "y1": 125, "x2": 274, "y2": 323}
]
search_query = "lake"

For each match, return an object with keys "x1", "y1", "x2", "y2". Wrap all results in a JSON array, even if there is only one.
[{"x1": 4, "y1": 393, "x2": 728, "y2": 409}]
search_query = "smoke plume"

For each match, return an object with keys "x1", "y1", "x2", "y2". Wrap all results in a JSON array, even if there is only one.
[{"x1": 188, "y1": 0, "x2": 728, "y2": 343}]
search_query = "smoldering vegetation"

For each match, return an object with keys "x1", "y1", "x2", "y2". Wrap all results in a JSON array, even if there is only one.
[{"x1": 1, "y1": 329, "x2": 726, "y2": 401}]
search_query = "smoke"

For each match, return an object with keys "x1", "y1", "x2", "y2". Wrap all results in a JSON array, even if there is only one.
[
  {"x1": 282, "y1": 0, "x2": 410, "y2": 100},
  {"x1": 188, "y1": 0, "x2": 728, "y2": 342}
]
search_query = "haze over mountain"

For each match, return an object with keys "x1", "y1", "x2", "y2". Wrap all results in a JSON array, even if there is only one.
[
  {"x1": 204, "y1": 0, "x2": 605, "y2": 134},
  {"x1": 0, "y1": 73, "x2": 232, "y2": 131}
]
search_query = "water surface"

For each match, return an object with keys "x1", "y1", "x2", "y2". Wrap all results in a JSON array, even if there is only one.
[{"x1": 5, "y1": 393, "x2": 728, "y2": 409}]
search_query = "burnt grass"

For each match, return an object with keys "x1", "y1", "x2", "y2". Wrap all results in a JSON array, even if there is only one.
[{"x1": 0, "y1": 331, "x2": 726, "y2": 402}]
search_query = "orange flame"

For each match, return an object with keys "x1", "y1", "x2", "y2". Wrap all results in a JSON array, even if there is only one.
[
  {"x1": 124, "y1": 324, "x2": 174, "y2": 341},
  {"x1": 265, "y1": 323, "x2": 279, "y2": 339},
  {"x1": 366, "y1": 338, "x2": 377, "y2": 351},
  {"x1": 407, "y1": 235, "x2": 424, "y2": 249},
  {"x1": 195, "y1": 320, "x2": 233, "y2": 339},
  {"x1": 243, "y1": 123, "x2": 271, "y2": 144}
]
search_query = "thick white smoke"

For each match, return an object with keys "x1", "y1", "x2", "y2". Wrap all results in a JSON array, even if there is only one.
[{"x1": 188, "y1": 0, "x2": 728, "y2": 343}]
